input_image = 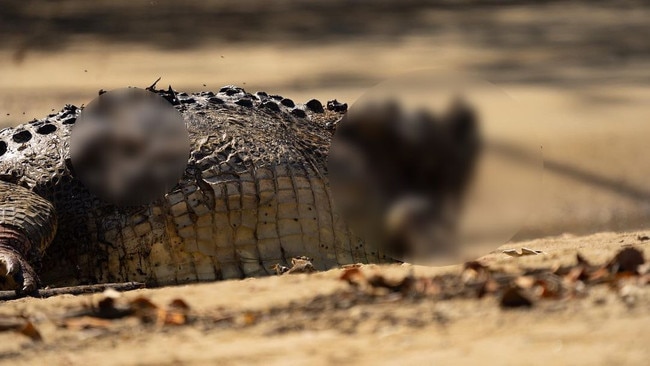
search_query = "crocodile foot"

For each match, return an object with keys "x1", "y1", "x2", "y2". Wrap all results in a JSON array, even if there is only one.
[{"x1": 0, "y1": 245, "x2": 39, "y2": 294}]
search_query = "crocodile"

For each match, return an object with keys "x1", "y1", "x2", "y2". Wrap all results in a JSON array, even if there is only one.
[{"x1": 1, "y1": 85, "x2": 388, "y2": 293}]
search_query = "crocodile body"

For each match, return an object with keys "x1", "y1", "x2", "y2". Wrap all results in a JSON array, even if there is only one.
[{"x1": 0, "y1": 86, "x2": 387, "y2": 290}]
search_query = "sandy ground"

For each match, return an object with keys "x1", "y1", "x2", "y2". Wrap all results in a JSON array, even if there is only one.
[
  {"x1": 1, "y1": 231, "x2": 649, "y2": 365},
  {"x1": 1, "y1": 1, "x2": 649, "y2": 365}
]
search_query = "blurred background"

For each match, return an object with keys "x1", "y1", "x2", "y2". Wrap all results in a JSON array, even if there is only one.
[{"x1": 1, "y1": 0, "x2": 649, "y2": 242}]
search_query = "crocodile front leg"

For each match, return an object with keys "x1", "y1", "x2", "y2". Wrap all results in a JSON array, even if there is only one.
[{"x1": 0, "y1": 181, "x2": 57, "y2": 293}]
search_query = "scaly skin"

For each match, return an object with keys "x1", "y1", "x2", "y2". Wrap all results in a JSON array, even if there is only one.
[{"x1": 0, "y1": 86, "x2": 387, "y2": 291}]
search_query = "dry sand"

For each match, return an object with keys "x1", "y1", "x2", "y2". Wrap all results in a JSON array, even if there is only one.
[{"x1": 1, "y1": 231, "x2": 649, "y2": 365}]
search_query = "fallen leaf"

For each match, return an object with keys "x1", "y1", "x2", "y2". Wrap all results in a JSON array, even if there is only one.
[
  {"x1": 576, "y1": 253, "x2": 593, "y2": 266},
  {"x1": 500, "y1": 286, "x2": 533, "y2": 308},
  {"x1": 564, "y1": 266, "x2": 586, "y2": 283},
  {"x1": 130, "y1": 296, "x2": 159, "y2": 323},
  {"x1": 270, "y1": 263, "x2": 289, "y2": 275},
  {"x1": 367, "y1": 274, "x2": 415, "y2": 294},
  {"x1": 587, "y1": 267, "x2": 611, "y2": 284},
  {"x1": 339, "y1": 267, "x2": 364, "y2": 283},
  {"x1": 503, "y1": 248, "x2": 544, "y2": 257},
  {"x1": 535, "y1": 274, "x2": 563, "y2": 298},
  {"x1": 63, "y1": 316, "x2": 113, "y2": 331},
  {"x1": 168, "y1": 298, "x2": 191, "y2": 311},
  {"x1": 608, "y1": 247, "x2": 645, "y2": 274},
  {"x1": 18, "y1": 321, "x2": 42, "y2": 342},
  {"x1": 502, "y1": 249, "x2": 520, "y2": 257},
  {"x1": 0, "y1": 318, "x2": 42, "y2": 341},
  {"x1": 93, "y1": 295, "x2": 133, "y2": 319},
  {"x1": 522, "y1": 247, "x2": 544, "y2": 255},
  {"x1": 158, "y1": 298, "x2": 192, "y2": 326},
  {"x1": 464, "y1": 261, "x2": 488, "y2": 271},
  {"x1": 158, "y1": 310, "x2": 187, "y2": 326},
  {"x1": 285, "y1": 257, "x2": 316, "y2": 274},
  {"x1": 130, "y1": 296, "x2": 158, "y2": 310}
]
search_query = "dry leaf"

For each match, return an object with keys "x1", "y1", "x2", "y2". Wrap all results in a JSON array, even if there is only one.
[
  {"x1": 157, "y1": 310, "x2": 187, "y2": 326},
  {"x1": 564, "y1": 267, "x2": 586, "y2": 283},
  {"x1": 535, "y1": 274, "x2": 563, "y2": 298},
  {"x1": 521, "y1": 247, "x2": 544, "y2": 255},
  {"x1": 0, "y1": 318, "x2": 42, "y2": 342},
  {"x1": 500, "y1": 286, "x2": 533, "y2": 308},
  {"x1": 130, "y1": 296, "x2": 159, "y2": 323},
  {"x1": 270, "y1": 263, "x2": 289, "y2": 275},
  {"x1": 462, "y1": 261, "x2": 490, "y2": 283},
  {"x1": 576, "y1": 253, "x2": 593, "y2": 266},
  {"x1": 158, "y1": 298, "x2": 192, "y2": 326},
  {"x1": 168, "y1": 298, "x2": 191, "y2": 311},
  {"x1": 285, "y1": 257, "x2": 316, "y2": 274},
  {"x1": 339, "y1": 267, "x2": 364, "y2": 283},
  {"x1": 503, "y1": 248, "x2": 543, "y2": 257},
  {"x1": 608, "y1": 247, "x2": 645, "y2": 274},
  {"x1": 63, "y1": 316, "x2": 113, "y2": 331},
  {"x1": 464, "y1": 261, "x2": 488, "y2": 271},
  {"x1": 502, "y1": 249, "x2": 520, "y2": 257},
  {"x1": 93, "y1": 295, "x2": 133, "y2": 319},
  {"x1": 367, "y1": 274, "x2": 415, "y2": 294},
  {"x1": 19, "y1": 321, "x2": 42, "y2": 342},
  {"x1": 588, "y1": 267, "x2": 611, "y2": 283},
  {"x1": 130, "y1": 296, "x2": 159, "y2": 310}
]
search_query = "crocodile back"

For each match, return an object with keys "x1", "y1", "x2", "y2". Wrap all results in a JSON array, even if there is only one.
[{"x1": 0, "y1": 87, "x2": 387, "y2": 286}]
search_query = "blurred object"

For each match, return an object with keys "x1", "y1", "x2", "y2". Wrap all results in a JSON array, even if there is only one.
[
  {"x1": 70, "y1": 87, "x2": 189, "y2": 206},
  {"x1": 502, "y1": 247, "x2": 544, "y2": 257},
  {"x1": 329, "y1": 70, "x2": 542, "y2": 265}
]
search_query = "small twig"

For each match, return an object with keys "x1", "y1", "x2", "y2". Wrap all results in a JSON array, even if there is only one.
[
  {"x1": 146, "y1": 77, "x2": 162, "y2": 91},
  {"x1": 0, "y1": 282, "x2": 145, "y2": 301}
]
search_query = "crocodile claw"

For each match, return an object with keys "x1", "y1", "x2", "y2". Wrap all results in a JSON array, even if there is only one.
[{"x1": 0, "y1": 246, "x2": 39, "y2": 294}]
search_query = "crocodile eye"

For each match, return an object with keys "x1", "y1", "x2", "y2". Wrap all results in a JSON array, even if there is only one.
[
  {"x1": 12, "y1": 130, "x2": 32, "y2": 143},
  {"x1": 0, "y1": 140, "x2": 6, "y2": 156}
]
